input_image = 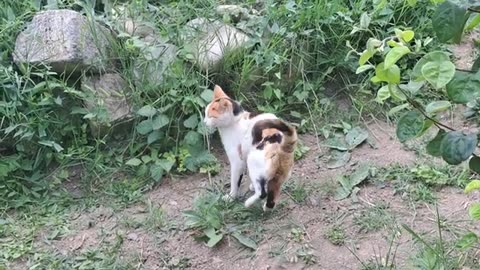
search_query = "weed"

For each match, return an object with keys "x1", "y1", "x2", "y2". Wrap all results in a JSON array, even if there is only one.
[
  {"x1": 283, "y1": 180, "x2": 311, "y2": 204},
  {"x1": 354, "y1": 203, "x2": 397, "y2": 233},
  {"x1": 144, "y1": 199, "x2": 167, "y2": 231},
  {"x1": 325, "y1": 225, "x2": 347, "y2": 246}
]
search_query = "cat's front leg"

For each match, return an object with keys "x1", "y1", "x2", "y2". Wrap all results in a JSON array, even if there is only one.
[{"x1": 222, "y1": 156, "x2": 245, "y2": 201}]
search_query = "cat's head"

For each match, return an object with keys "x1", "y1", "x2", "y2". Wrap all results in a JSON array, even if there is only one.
[{"x1": 204, "y1": 85, "x2": 243, "y2": 128}]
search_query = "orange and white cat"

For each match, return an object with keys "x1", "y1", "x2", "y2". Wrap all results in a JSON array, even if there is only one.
[{"x1": 203, "y1": 85, "x2": 297, "y2": 210}]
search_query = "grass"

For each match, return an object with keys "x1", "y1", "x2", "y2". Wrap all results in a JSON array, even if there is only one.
[
  {"x1": 325, "y1": 225, "x2": 347, "y2": 246},
  {"x1": 353, "y1": 203, "x2": 397, "y2": 233}
]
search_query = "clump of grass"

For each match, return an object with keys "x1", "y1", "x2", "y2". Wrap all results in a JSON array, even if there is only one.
[
  {"x1": 353, "y1": 203, "x2": 396, "y2": 233},
  {"x1": 325, "y1": 225, "x2": 347, "y2": 246}
]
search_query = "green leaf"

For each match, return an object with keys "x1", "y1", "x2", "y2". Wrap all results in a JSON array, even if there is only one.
[
  {"x1": 396, "y1": 111, "x2": 424, "y2": 142},
  {"x1": 401, "y1": 30, "x2": 415, "y2": 42},
  {"x1": 466, "y1": 14, "x2": 480, "y2": 31},
  {"x1": 356, "y1": 64, "x2": 375, "y2": 74},
  {"x1": 469, "y1": 156, "x2": 480, "y2": 174},
  {"x1": 150, "y1": 164, "x2": 164, "y2": 182},
  {"x1": 384, "y1": 46, "x2": 411, "y2": 69},
  {"x1": 376, "y1": 63, "x2": 400, "y2": 84},
  {"x1": 136, "y1": 119, "x2": 153, "y2": 135},
  {"x1": 432, "y1": 0, "x2": 469, "y2": 43},
  {"x1": 184, "y1": 114, "x2": 199, "y2": 129},
  {"x1": 185, "y1": 131, "x2": 202, "y2": 145},
  {"x1": 455, "y1": 232, "x2": 478, "y2": 249},
  {"x1": 204, "y1": 228, "x2": 223, "y2": 247},
  {"x1": 359, "y1": 12, "x2": 371, "y2": 28},
  {"x1": 232, "y1": 232, "x2": 257, "y2": 250},
  {"x1": 152, "y1": 114, "x2": 169, "y2": 130},
  {"x1": 324, "y1": 135, "x2": 349, "y2": 151},
  {"x1": 157, "y1": 159, "x2": 175, "y2": 173},
  {"x1": 334, "y1": 184, "x2": 351, "y2": 201},
  {"x1": 399, "y1": 80, "x2": 425, "y2": 95},
  {"x1": 468, "y1": 203, "x2": 480, "y2": 220},
  {"x1": 200, "y1": 89, "x2": 214, "y2": 102},
  {"x1": 388, "y1": 103, "x2": 410, "y2": 116},
  {"x1": 327, "y1": 150, "x2": 351, "y2": 169},
  {"x1": 412, "y1": 51, "x2": 450, "y2": 81},
  {"x1": 421, "y1": 60, "x2": 456, "y2": 89},
  {"x1": 366, "y1": 38, "x2": 382, "y2": 54},
  {"x1": 349, "y1": 164, "x2": 371, "y2": 187},
  {"x1": 137, "y1": 105, "x2": 157, "y2": 117},
  {"x1": 406, "y1": 0, "x2": 417, "y2": 7},
  {"x1": 147, "y1": 130, "x2": 163, "y2": 144},
  {"x1": 126, "y1": 158, "x2": 142, "y2": 166},
  {"x1": 473, "y1": 56, "x2": 480, "y2": 72},
  {"x1": 375, "y1": 85, "x2": 391, "y2": 103},
  {"x1": 446, "y1": 71, "x2": 480, "y2": 104},
  {"x1": 359, "y1": 50, "x2": 374, "y2": 65},
  {"x1": 440, "y1": 131, "x2": 477, "y2": 165},
  {"x1": 465, "y1": 180, "x2": 480, "y2": 193},
  {"x1": 389, "y1": 84, "x2": 407, "y2": 101},
  {"x1": 345, "y1": 127, "x2": 369, "y2": 149},
  {"x1": 426, "y1": 129, "x2": 446, "y2": 157},
  {"x1": 425, "y1": 101, "x2": 451, "y2": 114}
]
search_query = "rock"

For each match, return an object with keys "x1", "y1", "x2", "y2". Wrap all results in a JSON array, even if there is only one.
[
  {"x1": 127, "y1": 232, "x2": 139, "y2": 241},
  {"x1": 216, "y1": 5, "x2": 249, "y2": 22},
  {"x1": 81, "y1": 73, "x2": 131, "y2": 134},
  {"x1": 182, "y1": 18, "x2": 251, "y2": 70},
  {"x1": 14, "y1": 9, "x2": 113, "y2": 74}
]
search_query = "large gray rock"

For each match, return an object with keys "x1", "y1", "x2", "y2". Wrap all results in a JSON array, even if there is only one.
[
  {"x1": 182, "y1": 18, "x2": 251, "y2": 70},
  {"x1": 14, "y1": 9, "x2": 113, "y2": 74},
  {"x1": 81, "y1": 73, "x2": 131, "y2": 126}
]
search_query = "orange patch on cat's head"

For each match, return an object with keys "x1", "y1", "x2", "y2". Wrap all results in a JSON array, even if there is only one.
[{"x1": 206, "y1": 85, "x2": 233, "y2": 118}]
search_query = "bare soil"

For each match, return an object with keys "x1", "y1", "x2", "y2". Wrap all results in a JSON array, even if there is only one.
[{"x1": 25, "y1": 120, "x2": 479, "y2": 270}]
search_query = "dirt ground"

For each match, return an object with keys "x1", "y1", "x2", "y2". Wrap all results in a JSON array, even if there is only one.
[{"x1": 22, "y1": 119, "x2": 478, "y2": 270}]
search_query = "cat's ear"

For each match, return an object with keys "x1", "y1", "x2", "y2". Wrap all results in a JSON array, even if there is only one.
[{"x1": 213, "y1": 85, "x2": 228, "y2": 99}]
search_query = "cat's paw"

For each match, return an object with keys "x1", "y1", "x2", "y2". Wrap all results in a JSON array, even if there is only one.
[
  {"x1": 263, "y1": 202, "x2": 275, "y2": 212},
  {"x1": 244, "y1": 196, "x2": 258, "y2": 208},
  {"x1": 249, "y1": 183, "x2": 255, "y2": 192}
]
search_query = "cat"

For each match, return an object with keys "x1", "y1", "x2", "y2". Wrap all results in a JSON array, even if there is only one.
[{"x1": 203, "y1": 85, "x2": 297, "y2": 210}]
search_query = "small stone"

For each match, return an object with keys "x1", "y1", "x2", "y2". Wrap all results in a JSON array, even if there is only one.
[{"x1": 127, "y1": 232, "x2": 138, "y2": 241}]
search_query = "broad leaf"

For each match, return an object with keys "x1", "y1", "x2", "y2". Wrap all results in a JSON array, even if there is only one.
[
  {"x1": 446, "y1": 71, "x2": 480, "y2": 104},
  {"x1": 185, "y1": 131, "x2": 202, "y2": 145},
  {"x1": 469, "y1": 156, "x2": 480, "y2": 174},
  {"x1": 157, "y1": 159, "x2": 175, "y2": 173},
  {"x1": 426, "y1": 129, "x2": 446, "y2": 157},
  {"x1": 388, "y1": 103, "x2": 410, "y2": 116},
  {"x1": 345, "y1": 127, "x2": 369, "y2": 149},
  {"x1": 425, "y1": 101, "x2": 451, "y2": 114},
  {"x1": 375, "y1": 85, "x2": 390, "y2": 103},
  {"x1": 359, "y1": 50, "x2": 373, "y2": 65},
  {"x1": 184, "y1": 114, "x2": 199, "y2": 129},
  {"x1": 204, "y1": 228, "x2": 224, "y2": 247},
  {"x1": 232, "y1": 232, "x2": 257, "y2": 250},
  {"x1": 406, "y1": 0, "x2": 417, "y2": 7},
  {"x1": 472, "y1": 56, "x2": 480, "y2": 72},
  {"x1": 440, "y1": 131, "x2": 477, "y2": 165},
  {"x1": 399, "y1": 80, "x2": 425, "y2": 95},
  {"x1": 469, "y1": 203, "x2": 480, "y2": 220},
  {"x1": 389, "y1": 84, "x2": 407, "y2": 101},
  {"x1": 200, "y1": 89, "x2": 214, "y2": 102},
  {"x1": 384, "y1": 46, "x2": 411, "y2": 69},
  {"x1": 360, "y1": 12, "x2": 371, "y2": 29},
  {"x1": 432, "y1": 0, "x2": 469, "y2": 43},
  {"x1": 137, "y1": 105, "x2": 157, "y2": 117},
  {"x1": 324, "y1": 135, "x2": 349, "y2": 151},
  {"x1": 150, "y1": 164, "x2": 164, "y2": 182},
  {"x1": 126, "y1": 158, "x2": 142, "y2": 166},
  {"x1": 412, "y1": 51, "x2": 450, "y2": 81},
  {"x1": 356, "y1": 64, "x2": 375, "y2": 74},
  {"x1": 152, "y1": 114, "x2": 169, "y2": 130},
  {"x1": 465, "y1": 180, "x2": 480, "y2": 193},
  {"x1": 421, "y1": 60, "x2": 455, "y2": 89},
  {"x1": 136, "y1": 119, "x2": 153, "y2": 135},
  {"x1": 466, "y1": 14, "x2": 480, "y2": 31},
  {"x1": 396, "y1": 111, "x2": 424, "y2": 142},
  {"x1": 376, "y1": 63, "x2": 400, "y2": 84},
  {"x1": 401, "y1": 30, "x2": 415, "y2": 42},
  {"x1": 349, "y1": 164, "x2": 371, "y2": 186},
  {"x1": 327, "y1": 150, "x2": 351, "y2": 169},
  {"x1": 147, "y1": 130, "x2": 163, "y2": 144}
]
